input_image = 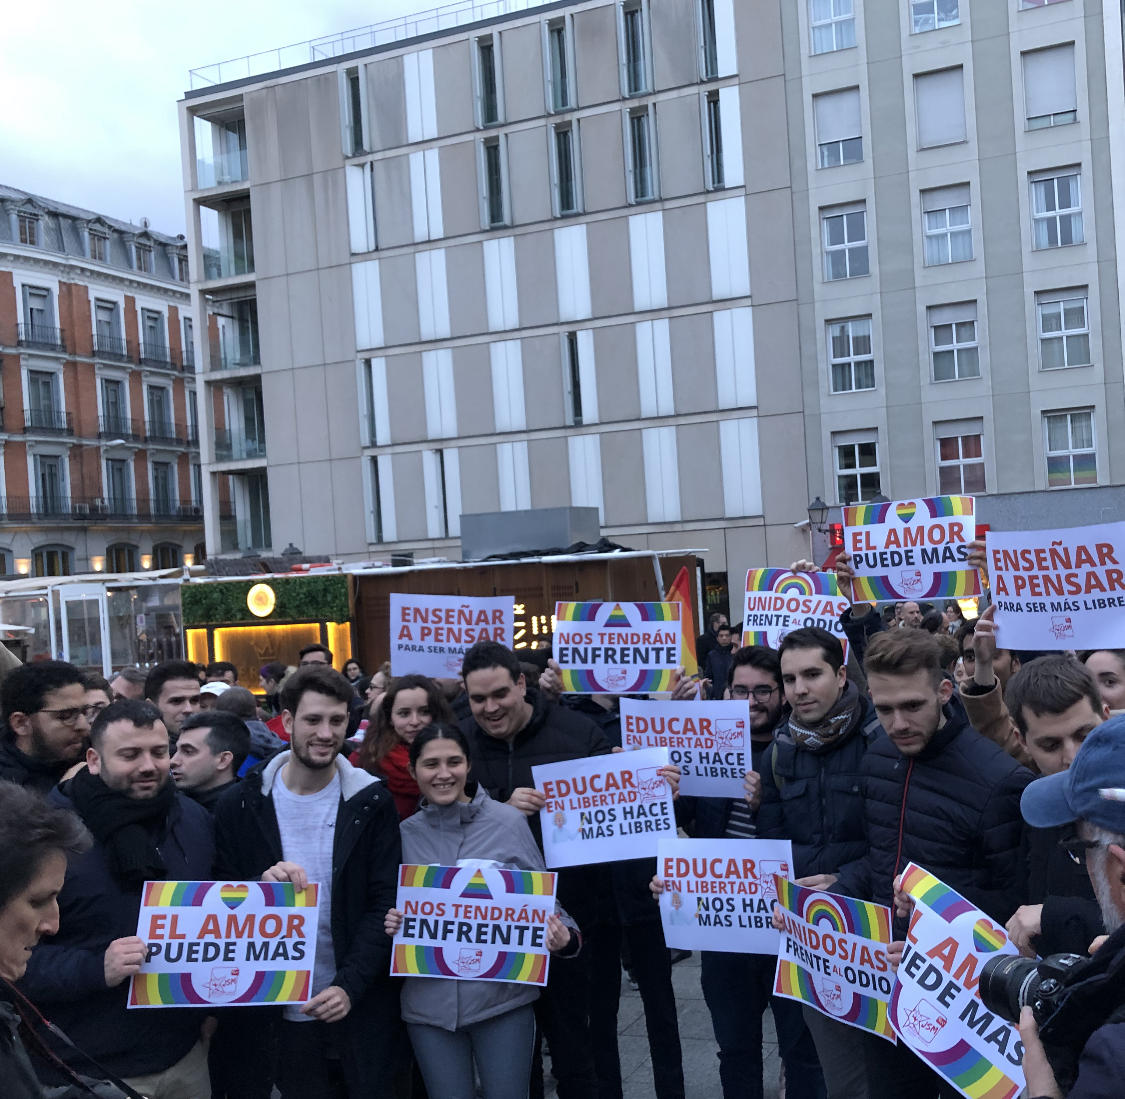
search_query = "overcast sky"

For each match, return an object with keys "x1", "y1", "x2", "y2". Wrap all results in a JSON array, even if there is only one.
[{"x1": 0, "y1": 0, "x2": 429, "y2": 235}]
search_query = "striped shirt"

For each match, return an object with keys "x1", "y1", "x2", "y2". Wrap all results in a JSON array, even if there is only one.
[{"x1": 724, "y1": 799, "x2": 757, "y2": 838}]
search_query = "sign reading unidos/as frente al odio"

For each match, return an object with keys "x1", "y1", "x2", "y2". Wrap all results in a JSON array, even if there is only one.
[
  {"x1": 657, "y1": 838, "x2": 793, "y2": 954},
  {"x1": 532, "y1": 747, "x2": 676, "y2": 868},
  {"x1": 129, "y1": 881, "x2": 320, "y2": 1009},
  {"x1": 390, "y1": 863, "x2": 558, "y2": 986},
  {"x1": 621, "y1": 698, "x2": 750, "y2": 799},
  {"x1": 553, "y1": 602, "x2": 681, "y2": 693},
  {"x1": 389, "y1": 594, "x2": 513, "y2": 678},
  {"x1": 772, "y1": 877, "x2": 896, "y2": 1042},
  {"x1": 743, "y1": 570, "x2": 851, "y2": 660},
  {"x1": 892, "y1": 863, "x2": 1025, "y2": 1099},
  {"x1": 843, "y1": 496, "x2": 981, "y2": 603},
  {"x1": 986, "y1": 522, "x2": 1125, "y2": 650}
]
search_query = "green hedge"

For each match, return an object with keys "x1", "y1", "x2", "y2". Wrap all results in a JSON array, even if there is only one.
[{"x1": 182, "y1": 575, "x2": 349, "y2": 626}]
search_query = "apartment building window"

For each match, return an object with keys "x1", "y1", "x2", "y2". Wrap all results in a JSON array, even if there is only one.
[
  {"x1": 107, "y1": 544, "x2": 137, "y2": 573},
  {"x1": 105, "y1": 460, "x2": 130, "y2": 512},
  {"x1": 24, "y1": 287, "x2": 52, "y2": 332},
  {"x1": 152, "y1": 462, "x2": 174, "y2": 516},
  {"x1": 911, "y1": 0, "x2": 959, "y2": 33},
  {"x1": 823, "y1": 206, "x2": 868, "y2": 280},
  {"x1": 33, "y1": 546, "x2": 71, "y2": 578},
  {"x1": 627, "y1": 108, "x2": 656, "y2": 203},
  {"x1": 810, "y1": 0, "x2": 855, "y2": 54},
  {"x1": 147, "y1": 386, "x2": 172, "y2": 438},
  {"x1": 423, "y1": 448, "x2": 460, "y2": 539},
  {"x1": 134, "y1": 242, "x2": 154, "y2": 274},
  {"x1": 547, "y1": 19, "x2": 573, "y2": 111},
  {"x1": 141, "y1": 309, "x2": 166, "y2": 363},
  {"x1": 621, "y1": 1, "x2": 650, "y2": 95},
  {"x1": 922, "y1": 185, "x2": 972, "y2": 264},
  {"x1": 346, "y1": 67, "x2": 365, "y2": 153},
  {"x1": 566, "y1": 333, "x2": 584, "y2": 425},
  {"x1": 814, "y1": 88, "x2": 862, "y2": 167},
  {"x1": 477, "y1": 38, "x2": 501, "y2": 126},
  {"x1": 175, "y1": 254, "x2": 189, "y2": 282},
  {"x1": 1023, "y1": 45, "x2": 1077, "y2": 129},
  {"x1": 371, "y1": 458, "x2": 386, "y2": 543},
  {"x1": 1031, "y1": 171, "x2": 1083, "y2": 248},
  {"x1": 705, "y1": 93, "x2": 725, "y2": 187},
  {"x1": 483, "y1": 138, "x2": 507, "y2": 227},
  {"x1": 35, "y1": 455, "x2": 64, "y2": 514},
  {"x1": 1038, "y1": 292, "x2": 1090, "y2": 369},
  {"x1": 89, "y1": 232, "x2": 108, "y2": 262},
  {"x1": 186, "y1": 388, "x2": 199, "y2": 445},
  {"x1": 231, "y1": 207, "x2": 254, "y2": 275},
  {"x1": 700, "y1": 0, "x2": 720, "y2": 78},
  {"x1": 936, "y1": 423, "x2": 985, "y2": 494},
  {"x1": 191, "y1": 462, "x2": 203, "y2": 507},
  {"x1": 1021, "y1": 0, "x2": 1066, "y2": 7},
  {"x1": 834, "y1": 436, "x2": 881, "y2": 503},
  {"x1": 101, "y1": 379, "x2": 128, "y2": 435},
  {"x1": 182, "y1": 316, "x2": 195, "y2": 370},
  {"x1": 1045, "y1": 410, "x2": 1096, "y2": 487},
  {"x1": 828, "y1": 318, "x2": 875, "y2": 392},
  {"x1": 915, "y1": 68, "x2": 966, "y2": 148},
  {"x1": 930, "y1": 302, "x2": 980, "y2": 380},
  {"x1": 17, "y1": 214, "x2": 39, "y2": 246},
  {"x1": 553, "y1": 125, "x2": 580, "y2": 215},
  {"x1": 28, "y1": 371, "x2": 62, "y2": 431},
  {"x1": 154, "y1": 544, "x2": 181, "y2": 569}
]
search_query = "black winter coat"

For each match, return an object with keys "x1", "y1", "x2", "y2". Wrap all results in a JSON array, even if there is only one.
[
  {"x1": 20, "y1": 784, "x2": 214, "y2": 1080},
  {"x1": 835, "y1": 695, "x2": 1033, "y2": 924},
  {"x1": 463, "y1": 689, "x2": 611, "y2": 927},
  {"x1": 839, "y1": 605, "x2": 886, "y2": 666},
  {"x1": 213, "y1": 753, "x2": 401, "y2": 1009},
  {"x1": 755, "y1": 694, "x2": 882, "y2": 880},
  {"x1": 1020, "y1": 821, "x2": 1104, "y2": 956},
  {"x1": 0, "y1": 737, "x2": 71, "y2": 794},
  {"x1": 703, "y1": 647, "x2": 735, "y2": 700}
]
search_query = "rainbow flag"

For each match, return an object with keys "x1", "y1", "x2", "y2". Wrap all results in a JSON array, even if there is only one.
[
  {"x1": 664, "y1": 566, "x2": 698, "y2": 676},
  {"x1": 399, "y1": 865, "x2": 460, "y2": 890},
  {"x1": 497, "y1": 869, "x2": 556, "y2": 895},
  {"x1": 900, "y1": 863, "x2": 977, "y2": 924},
  {"x1": 258, "y1": 882, "x2": 318, "y2": 908}
]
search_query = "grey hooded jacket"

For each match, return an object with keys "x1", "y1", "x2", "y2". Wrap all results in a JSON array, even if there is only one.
[{"x1": 398, "y1": 784, "x2": 577, "y2": 1031}]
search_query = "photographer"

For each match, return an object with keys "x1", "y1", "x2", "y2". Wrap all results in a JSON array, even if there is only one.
[{"x1": 1016, "y1": 714, "x2": 1125, "y2": 1098}]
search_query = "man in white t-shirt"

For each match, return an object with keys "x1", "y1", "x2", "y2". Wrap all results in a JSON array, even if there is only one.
[{"x1": 214, "y1": 666, "x2": 402, "y2": 1098}]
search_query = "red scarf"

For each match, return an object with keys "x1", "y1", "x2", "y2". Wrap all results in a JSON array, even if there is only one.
[{"x1": 379, "y1": 742, "x2": 421, "y2": 821}]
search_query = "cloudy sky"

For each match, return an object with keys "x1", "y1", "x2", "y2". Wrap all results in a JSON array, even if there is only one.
[{"x1": 0, "y1": 0, "x2": 432, "y2": 234}]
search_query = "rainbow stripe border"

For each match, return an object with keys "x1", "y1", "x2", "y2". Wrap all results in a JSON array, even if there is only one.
[
  {"x1": 558, "y1": 669, "x2": 677, "y2": 693},
  {"x1": 400, "y1": 865, "x2": 459, "y2": 890},
  {"x1": 844, "y1": 496, "x2": 974, "y2": 527},
  {"x1": 851, "y1": 570, "x2": 981, "y2": 602},
  {"x1": 143, "y1": 881, "x2": 212, "y2": 907},
  {"x1": 497, "y1": 869, "x2": 556, "y2": 895},
  {"x1": 129, "y1": 969, "x2": 310, "y2": 1006},
  {"x1": 555, "y1": 601, "x2": 680, "y2": 623},
  {"x1": 775, "y1": 877, "x2": 891, "y2": 942},
  {"x1": 392, "y1": 944, "x2": 548, "y2": 985},
  {"x1": 258, "y1": 882, "x2": 318, "y2": 907},
  {"x1": 900, "y1": 864, "x2": 977, "y2": 924},
  {"x1": 775, "y1": 960, "x2": 894, "y2": 1041}
]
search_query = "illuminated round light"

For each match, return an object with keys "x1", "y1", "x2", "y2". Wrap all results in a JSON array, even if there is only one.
[{"x1": 247, "y1": 583, "x2": 276, "y2": 618}]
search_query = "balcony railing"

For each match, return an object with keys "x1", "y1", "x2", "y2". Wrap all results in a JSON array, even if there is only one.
[
  {"x1": 24, "y1": 408, "x2": 74, "y2": 435},
  {"x1": 145, "y1": 420, "x2": 188, "y2": 446},
  {"x1": 183, "y1": 346, "x2": 196, "y2": 371},
  {"x1": 188, "y1": 423, "x2": 200, "y2": 447},
  {"x1": 98, "y1": 415, "x2": 142, "y2": 443},
  {"x1": 92, "y1": 332, "x2": 133, "y2": 363},
  {"x1": 210, "y1": 337, "x2": 260, "y2": 371},
  {"x1": 0, "y1": 497, "x2": 208, "y2": 523},
  {"x1": 139, "y1": 343, "x2": 183, "y2": 371},
  {"x1": 18, "y1": 324, "x2": 66, "y2": 352},
  {"x1": 214, "y1": 430, "x2": 267, "y2": 462},
  {"x1": 197, "y1": 149, "x2": 249, "y2": 189},
  {"x1": 201, "y1": 247, "x2": 254, "y2": 282}
]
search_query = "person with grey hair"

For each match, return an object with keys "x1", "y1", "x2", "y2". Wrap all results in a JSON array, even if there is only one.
[{"x1": 214, "y1": 686, "x2": 285, "y2": 768}]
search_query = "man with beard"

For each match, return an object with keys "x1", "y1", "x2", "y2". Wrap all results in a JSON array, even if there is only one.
[
  {"x1": 667, "y1": 646, "x2": 826, "y2": 1099},
  {"x1": 20, "y1": 699, "x2": 214, "y2": 1094},
  {"x1": 0, "y1": 661, "x2": 90, "y2": 793},
  {"x1": 214, "y1": 665, "x2": 402, "y2": 1099},
  {"x1": 1016, "y1": 716, "x2": 1125, "y2": 1099}
]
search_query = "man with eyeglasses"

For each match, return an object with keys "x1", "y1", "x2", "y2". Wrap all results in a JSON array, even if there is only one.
[{"x1": 0, "y1": 660, "x2": 90, "y2": 793}]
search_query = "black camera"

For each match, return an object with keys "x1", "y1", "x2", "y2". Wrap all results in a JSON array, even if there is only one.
[{"x1": 978, "y1": 952, "x2": 1088, "y2": 1027}]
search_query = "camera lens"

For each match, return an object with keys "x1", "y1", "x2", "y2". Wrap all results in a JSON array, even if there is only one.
[{"x1": 979, "y1": 955, "x2": 1042, "y2": 1026}]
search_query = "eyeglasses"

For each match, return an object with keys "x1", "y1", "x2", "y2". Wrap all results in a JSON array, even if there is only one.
[
  {"x1": 38, "y1": 705, "x2": 102, "y2": 725},
  {"x1": 730, "y1": 685, "x2": 779, "y2": 703},
  {"x1": 1060, "y1": 835, "x2": 1107, "y2": 863}
]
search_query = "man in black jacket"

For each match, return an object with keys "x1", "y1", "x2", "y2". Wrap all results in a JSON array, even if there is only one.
[
  {"x1": 836, "y1": 629, "x2": 1033, "y2": 1099},
  {"x1": 170, "y1": 711, "x2": 250, "y2": 814},
  {"x1": 20, "y1": 699, "x2": 214, "y2": 1093},
  {"x1": 214, "y1": 665, "x2": 402, "y2": 1099},
  {"x1": 757, "y1": 628, "x2": 880, "y2": 1099},
  {"x1": 1003, "y1": 656, "x2": 1107, "y2": 957},
  {"x1": 460, "y1": 640, "x2": 609, "y2": 1099},
  {"x1": 0, "y1": 661, "x2": 90, "y2": 793}
]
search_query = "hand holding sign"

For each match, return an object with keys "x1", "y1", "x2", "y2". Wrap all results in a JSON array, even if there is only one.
[
  {"x1": 105, "y1": 936, "x2": 147, "y2": 987},
  {"x1": 301, "y1": 985, "x2": 351, "y2": 1023}
]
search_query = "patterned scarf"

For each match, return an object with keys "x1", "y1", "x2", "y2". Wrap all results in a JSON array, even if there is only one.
[{"x1": 786, "y1": 680, "x2": 862, "y2": 753}]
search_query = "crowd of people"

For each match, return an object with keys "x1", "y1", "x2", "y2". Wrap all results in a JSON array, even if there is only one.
[{"x1": 0, "y1": 562, "x2": 1123, "y2": 1099}]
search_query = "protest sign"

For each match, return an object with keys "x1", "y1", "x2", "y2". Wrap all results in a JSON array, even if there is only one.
[
  {"x1": 843, "y1": 496, "x2": 980, "y2": 603},
  {"x1": 621, "y1": 698, "x2": 750, "y2": 798},
  {"x1": 553, "y1": 602, "x2": 681, "y2": 693},
  {"x1": 743, "y1": 569, "x2": 851, "y2": 660},
  {"x1": 390, "y1": 863, "x2": 557, "y2": 985},
  {"x1": 533, "y1": 747, "x2": 676, "y2": 867},
  {"x1": 657, "y1": 838, "x2": 793, "y2": 953},
  {"x1": 128, "y1": 880, "x2": 320, "y2": 1009},
  {"x1": 389, "y1": 594, "x2": 513, "y2": 677},
  {"x1": 772, "y1": 877, "x2": 896, "y2": 1042},
  {"x1": 891, "y1": 863, "x2": 1024, "y2": 1099},
  {"x1": 986, "y1": 522, "x2": 1125, "y2": 650}
]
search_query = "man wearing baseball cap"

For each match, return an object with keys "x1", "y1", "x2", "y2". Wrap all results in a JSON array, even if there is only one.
[{"x1": 1017, "y1": 714, "x2": 1125, "y2": 1099}]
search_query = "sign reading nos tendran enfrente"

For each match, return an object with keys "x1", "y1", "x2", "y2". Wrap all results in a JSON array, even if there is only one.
[
  {"x1": 129, "y1": 881, "x2": 320, "y2": 1009},
  {"x1": 390, "y1": 594, "x2": 514, "y2": 678},
  {"x1": 390, "y1": 864, "x2": 558, "y2": 985},
  {"x1": 553, "y1": 602, "x2": 681, "y2": 693},
  {"x1": 843, "y1": 496, "x2": 981, "y2": 603}
]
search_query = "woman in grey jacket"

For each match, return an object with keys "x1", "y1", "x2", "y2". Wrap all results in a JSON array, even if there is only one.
[{"x1": 384, "y1": 724, "x2": 580, "y2": 1099}]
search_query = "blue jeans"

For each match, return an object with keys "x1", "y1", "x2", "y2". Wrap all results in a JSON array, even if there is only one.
[
  {"x1": 700, "y1": 951, "x2": 826, "y2": 1099},
  {"x1": 408, "y1": 1004, "x2": 537, "y2": 1099}
]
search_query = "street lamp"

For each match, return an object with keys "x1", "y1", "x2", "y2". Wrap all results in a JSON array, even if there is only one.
[{"x1": 807, "y1": 497, "x2": 829, "y2": 530}]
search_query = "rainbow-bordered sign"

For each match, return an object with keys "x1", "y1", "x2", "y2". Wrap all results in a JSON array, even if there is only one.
[
  {"x1": 391, "y1": 864, "x2": 558, "y2": 986},
  {"x1": 129, "y1": 881, "x2": 320, "y2": 1009},
  {"x1": 772, "y1": 877, "x2": 896, "y2": 1042},
  {"x1": 843, "y1": 496, "x2": 981, "y2": 603},
  {"x1": 743, "y1": 569, "x2": 851, "y2": 659},
  {"x1": 893, "y1": 863, "x2": 1024, "y2": 1099},
  {"x1": 553, "y1": 602, "x2": 681, "y2": 693}
]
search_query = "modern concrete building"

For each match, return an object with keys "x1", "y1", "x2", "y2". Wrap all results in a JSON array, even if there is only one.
[
  {"x1": 0, "y1": 186, "x2": 203, "y2": 578},
  {"x1": 179, "y1": 0, "x2": 1125, "y2": 618}
]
